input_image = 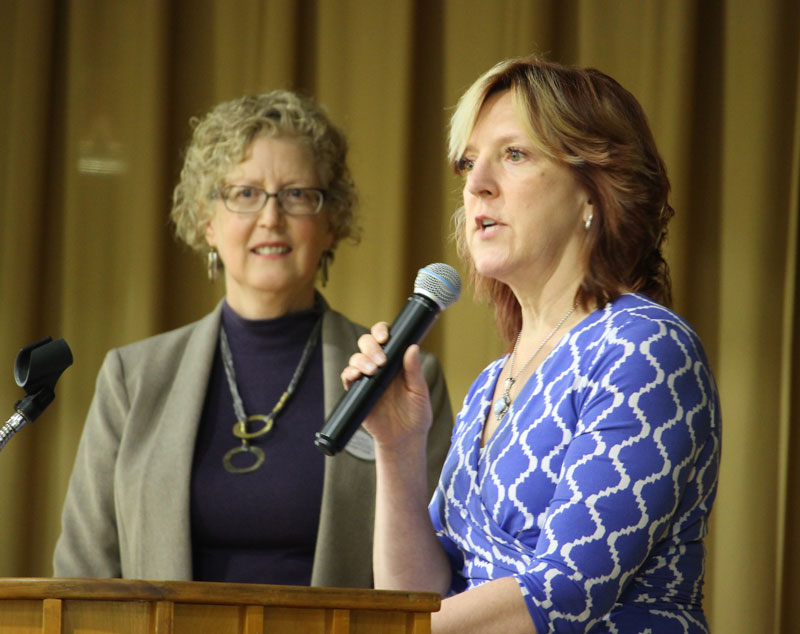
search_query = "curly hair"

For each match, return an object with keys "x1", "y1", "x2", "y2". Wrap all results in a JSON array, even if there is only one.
[
  {"x1": 171, "y1": 90, "x2": 360, "y2": 258},
  {"x1": 449, "y1": 56, "x2": 674, "y2": 345}
]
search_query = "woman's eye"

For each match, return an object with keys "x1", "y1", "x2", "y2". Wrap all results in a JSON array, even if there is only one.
[
  {"x1": 284, "y1": 188, "x2": 304, "y2": 199},
  {"x1": 456, "y1": 157, "x2": 474, "y2": 173},
  {"x1": 507, "y1": 148, "x2": 525, "y2": 162},
  {"x1": 236, "y1": 187, "x2": 258, "y2": 199}
]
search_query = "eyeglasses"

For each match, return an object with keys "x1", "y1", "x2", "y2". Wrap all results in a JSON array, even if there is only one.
[{"x1": 217, "y1": 185, "x2": 326, "y2": 216}]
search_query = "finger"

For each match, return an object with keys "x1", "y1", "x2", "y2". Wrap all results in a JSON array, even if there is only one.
[
  {"x1": 341, "y1": 349, "x2": 382, "y2": 388},
  {"x1": 370, "y1": 321, "x2": 391, "y2": 344},
  {"x1": 357, "y1": 332, "x2": 387, "y2": 366},
  {"x1": 348, "y1": 351, "x2": 380, "y2": 375},
  {"x1": 340, "y1": 364, "x2": 363, "y2": 390}
]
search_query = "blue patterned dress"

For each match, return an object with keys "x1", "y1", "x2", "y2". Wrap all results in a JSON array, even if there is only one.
[{"x1": 430, "y1": 294, "x2": 720, "y2": 633}]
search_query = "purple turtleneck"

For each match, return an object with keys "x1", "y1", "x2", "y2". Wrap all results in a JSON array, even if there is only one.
[{"x1": 190, "y1": 300, "x2": 325, "y2": 585}]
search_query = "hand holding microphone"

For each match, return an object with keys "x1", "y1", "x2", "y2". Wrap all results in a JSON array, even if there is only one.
[{"x1": 315, "y1": 263, "x2": 460, "y2": 456}]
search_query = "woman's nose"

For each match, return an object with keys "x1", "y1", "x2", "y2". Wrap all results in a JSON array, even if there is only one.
[
  {"x1": 465, "y1": 158, "x2": 497, "y2": 198},
  {"x1": 257, "y1": 197, "x2": 285, "y2": 227}
]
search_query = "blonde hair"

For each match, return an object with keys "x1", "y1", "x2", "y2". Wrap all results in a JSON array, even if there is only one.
[
  {"x1": 171, "y1": 90, "x2": 360, "y2": 255},
  {"x1": 449, "y1": 56, "x2": 673, "y2": 345}
]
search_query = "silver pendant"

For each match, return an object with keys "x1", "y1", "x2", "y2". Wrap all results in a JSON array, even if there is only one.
[
  {"x1": 493, "y1": 394, "x2": 510, "y2": 421},
  {"x1": 493, "y1": 376, "x2": 514, "y2": 421}
]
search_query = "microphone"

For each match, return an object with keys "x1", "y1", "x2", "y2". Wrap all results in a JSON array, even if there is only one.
[
  {"x1": 0, "y1": 337, "x2": 73, "y2": 453},
  {"x1": 315, "y1": 263, "x2": 461, "y2": 456}
]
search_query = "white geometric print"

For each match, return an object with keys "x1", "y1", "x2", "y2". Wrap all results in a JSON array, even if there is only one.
[{"x1": 429, "y1": 294, "x2": 720, "y2": 633}]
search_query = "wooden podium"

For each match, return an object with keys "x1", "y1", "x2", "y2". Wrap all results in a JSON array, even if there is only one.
[{"x1": 0, "y1": 577, "x2": 440, "y2": 633}]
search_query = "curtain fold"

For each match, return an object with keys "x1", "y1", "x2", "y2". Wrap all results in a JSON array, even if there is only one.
[
  {"x1": 1, "y1": 1, "x2": 797, "y2": 630},
  {"x1": 0, "y1": 0, "x2": 59, "y2": 577},
  {"x1": 778, "y1": 5, "x2": 800, "y2": 627}
]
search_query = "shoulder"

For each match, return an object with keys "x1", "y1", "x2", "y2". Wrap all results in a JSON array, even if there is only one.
[
  {"x1": 322, "y1": 298, "x2": 444, "y2": 380},
  {"x1": 574, "y1": 294, "x2": 710, "y2": 366},
  {"x1": 589, "y1": 293, "x2": 696, "y2": 334},
  {"x1": 573, "y1": 295, "x2": 719, "y2": 422},
  {"x1": 102, "y1": 305, "x2": 221, "y2": 379},
  {"x1": 321, "y1": 302, "x2": 369, "y2": 344}
]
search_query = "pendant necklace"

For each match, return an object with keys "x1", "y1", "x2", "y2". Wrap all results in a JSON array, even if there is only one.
[
  {"x1": 492, "y1": 303, "x2": 576, "y2": 422},
  {"x1": 220, "y1": 315, "x2": 322, "y2": 474}
]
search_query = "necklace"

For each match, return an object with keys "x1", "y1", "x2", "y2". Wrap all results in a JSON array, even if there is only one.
[
  {"x1": 220, "y1": 314, "x2": 322, "y2": 474},
  {"x1": 492, "y1": 303, "x2": 576, "y2": 422}
]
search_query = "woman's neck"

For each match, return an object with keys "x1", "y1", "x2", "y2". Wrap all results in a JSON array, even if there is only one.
[
  {"x1": 224, "y1": 287, "x2": 316, "y2": 320},
  {"x1": 513, "y1": 274, "x2": 583, "y2": 332}
]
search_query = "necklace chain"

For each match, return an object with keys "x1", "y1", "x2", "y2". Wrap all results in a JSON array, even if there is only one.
[
  {"x1": 493, "y1": 303, "x2": 576, "y2": 422},
  {"x1": 220, "y1": 314, "x2": 323, "y2": 474}
]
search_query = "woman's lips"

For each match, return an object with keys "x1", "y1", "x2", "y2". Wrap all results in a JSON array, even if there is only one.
[
  {"x1": 474, "y1": 215, "x2": 500, "y2": 233},
  {"x1": 252, "y1": 243, "x2": 291, "y2": 255}
]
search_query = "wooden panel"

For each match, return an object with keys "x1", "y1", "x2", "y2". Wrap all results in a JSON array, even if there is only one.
[
  {"x1": 0, "y1": 579, "x2": 439, "y2": 615},
  {"x1": 0, "y1": 599, "x2": 42, "y2": 632},
  {"x1": 258, "y1": 606, "x2": 327, "y2": 634},
  {"x1": 351, "y1": 609, "x2": 411, "y2": 633},
  {"x1": 326, "y1": 608, "x2": 350, "y2": 634},
  {"x1": 62, "y1": 599, "x2": 153, "y2": 634},
  {"x1": 171, "y1": 604, "x2": 330, "y2": 634},
  {"x1": 152, "y1": 600, "x2": 173, "y2": 634},
  {"x1": 0, "y1": 579, "x2": 438, "y2": 634},
  {"x1": 406, "y1": 612, "x2": 430, "y2": 634},
  {"x1": 42, "y1": 599, "x2": 62, "y2": 634},
  {"x1": 242, "y1": 605, "x2": 263, "y2": 634},
  {"x1": 173, "y1": 603, "x2": 240, "y2": 634}
]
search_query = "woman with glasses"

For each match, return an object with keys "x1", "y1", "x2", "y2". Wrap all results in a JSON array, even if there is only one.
[{"x1": 53, "y1": 90, "x2": 453, "y2": 587}]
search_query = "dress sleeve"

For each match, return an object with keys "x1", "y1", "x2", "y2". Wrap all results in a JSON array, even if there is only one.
[
  {"x1": 518, "y1": 316, "x2": 719, "y2": 632},
  {"x1": 52, "y1": 349, "x2": 128, "y2": 578}
]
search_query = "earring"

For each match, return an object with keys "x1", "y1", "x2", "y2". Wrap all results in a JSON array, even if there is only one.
[
  {"x1": 584, "y1": 211, "x2": 594, "y2": 231},
  {"x1": 207, "y1": 248, "x2": 219, "y2": 282},
  {"x1": 319, "y1": 250, "x2": 332, "y2": 287}
]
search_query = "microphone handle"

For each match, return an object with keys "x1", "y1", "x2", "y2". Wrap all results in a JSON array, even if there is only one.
[{"x1": 315, "y1": 294, "x2": 440, "y2": 456}]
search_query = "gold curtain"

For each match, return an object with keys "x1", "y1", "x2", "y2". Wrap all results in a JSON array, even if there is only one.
[{"x1": 1, "y1": 1, "x2": 798, "y2": 631}]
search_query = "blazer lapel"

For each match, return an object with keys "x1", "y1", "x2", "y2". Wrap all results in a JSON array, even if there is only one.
[
  {"x1": 136, "y1": 304, "x2": 222, "y2": 580},
  {"x1": 311, "y1": 305, "x2": 375, "y2": 588}
]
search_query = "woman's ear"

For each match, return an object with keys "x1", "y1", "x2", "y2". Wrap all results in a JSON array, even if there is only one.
[
  {"x1": 204, "y1": 221, "x2": 216, "y2": 248},
  {"x1": 583, "y1": 199, "x2": 594, "y2": 231},
  {"x1": 324, "y1": 226, "x2": 335, "y2": 252}
]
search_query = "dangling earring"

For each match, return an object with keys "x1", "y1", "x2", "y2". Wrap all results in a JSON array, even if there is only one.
[
  {"x1": 319, "y1": 250, "x2": 332, "y2": 287},
  {"x1": 584, "y1": 211, "x2": 594, "y2": 231},
  {"x1": 207, "y1": 248, "x2": 219, "y2": 282}
]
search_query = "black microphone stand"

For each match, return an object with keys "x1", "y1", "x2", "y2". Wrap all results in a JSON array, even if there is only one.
[{"x1": 0, "y1": 337, "x2": 73, "y2": 452}]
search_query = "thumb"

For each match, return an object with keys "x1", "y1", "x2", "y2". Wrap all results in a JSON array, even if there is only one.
[{"x1": 402, "y1": 345, "x2": 427, "y2": 394}]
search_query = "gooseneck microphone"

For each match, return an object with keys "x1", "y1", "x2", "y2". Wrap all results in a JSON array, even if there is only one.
[
  {"x1": 0, "y1": 337, "x2": 73, "y2": 453},
  {"x1": 315, "y1": 263, "x2": 461, "y2": 456}
]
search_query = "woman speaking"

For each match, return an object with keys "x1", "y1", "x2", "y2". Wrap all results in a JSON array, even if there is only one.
[{"x1": 344, "y1": 57, "x2": 721, "y2": 632}]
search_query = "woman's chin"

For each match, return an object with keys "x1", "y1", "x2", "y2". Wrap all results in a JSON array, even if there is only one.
[{"x1": 472, "y1": 258, "x2": 512, "y2": 283}]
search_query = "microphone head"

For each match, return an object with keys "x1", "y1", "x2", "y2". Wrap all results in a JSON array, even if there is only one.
[{"x1": 414, "y1": 263, "x2": 461, "y2": 310}]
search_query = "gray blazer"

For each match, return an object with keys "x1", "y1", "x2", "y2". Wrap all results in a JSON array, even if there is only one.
[{"x1": 52, "y1": 299, "x2": 453, "y2": 588}]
